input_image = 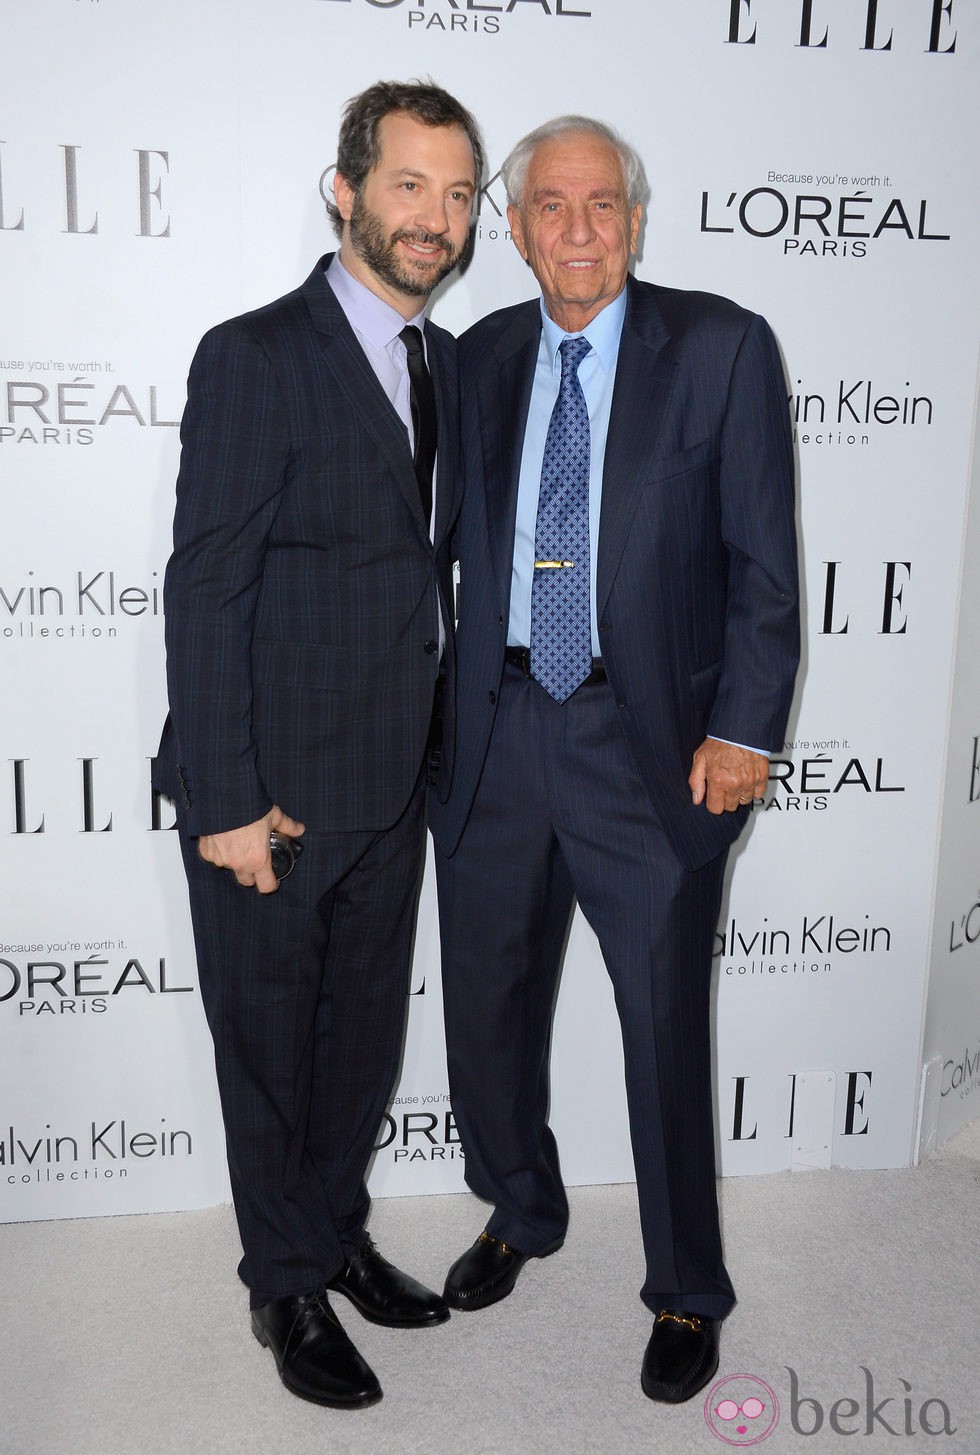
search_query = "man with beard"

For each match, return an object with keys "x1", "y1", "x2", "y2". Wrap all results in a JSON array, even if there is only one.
[{"x1": 154, "y1": 80, "x2": 482, "y2": 1409}]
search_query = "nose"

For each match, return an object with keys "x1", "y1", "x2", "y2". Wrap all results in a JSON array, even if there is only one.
[
  {"x1": 565, "y1": 201, "x2": 596, "y2": 246},
  {"x1": 414, "y1": 191, "x2": 450, "y2": 237}
]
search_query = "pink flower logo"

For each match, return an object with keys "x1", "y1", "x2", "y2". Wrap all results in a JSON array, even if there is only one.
[{"x1": 704, "y1": 1373, "x2": 780, "y2": 1445}]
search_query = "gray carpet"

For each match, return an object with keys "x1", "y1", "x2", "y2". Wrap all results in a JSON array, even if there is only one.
[{"x1": 2, "y1": 1118, "x2": 978, "y2": 1454}]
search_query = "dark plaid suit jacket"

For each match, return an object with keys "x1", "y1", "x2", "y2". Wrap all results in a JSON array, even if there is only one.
[{"x1": 155, "y1": 254, "x2": 459, "y2": 837}]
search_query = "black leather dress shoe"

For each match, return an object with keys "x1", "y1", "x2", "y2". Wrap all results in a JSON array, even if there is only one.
[
  {"x1": 251, "y1": 1289, "x2": 381, "y2": 1408},
  {"x1": 444, "y1": 1230, "x2": 561, "y2": 1311},
  {"x1": 327, "y1": 1237, "x2": 450, "y2": 1327},
  {"x1": 641, "y1": 1309, "x2": 720, "y2": 1404}
]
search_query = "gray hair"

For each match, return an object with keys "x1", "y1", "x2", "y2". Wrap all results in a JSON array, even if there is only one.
[{"x1": 500, "y1": 115, "x2": 649, "y2": 212}]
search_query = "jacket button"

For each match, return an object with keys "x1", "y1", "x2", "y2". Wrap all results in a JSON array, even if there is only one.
[
  {"x1": 424, "y1": 639, "x2": 438, "y2": 655},
  {"x1": 488, "y1": 691, "x2": 496, "y2": 704}
]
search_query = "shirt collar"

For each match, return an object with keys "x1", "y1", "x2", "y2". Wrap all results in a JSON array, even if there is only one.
[
  {"x1": 326, "y1": 253, "x2": 426, "y2": 348},
  {"x1": 539, "y1": 283, "x2": 628, "y2": 375}
]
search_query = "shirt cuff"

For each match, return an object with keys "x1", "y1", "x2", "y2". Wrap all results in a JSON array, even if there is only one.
[{"x1": 707, "y1": 735, "x2": 770, "y2": 758}]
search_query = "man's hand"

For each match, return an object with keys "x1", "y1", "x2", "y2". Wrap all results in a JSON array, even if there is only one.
[
  {"x1": 198, "y1": 805, "x2": 306, "y2": 894},
  {"x1": 688, "y1": 738, "x2": 769, "y2": 816}
]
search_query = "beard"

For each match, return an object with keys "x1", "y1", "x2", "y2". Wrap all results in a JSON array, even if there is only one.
[{"x1": 348, "y1": 195, "x2": 462, "y2": 298}]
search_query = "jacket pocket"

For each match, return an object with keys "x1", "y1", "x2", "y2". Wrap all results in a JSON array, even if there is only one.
[{"x1": 644, "y1": 439, "x2": 715, "y2": 485}]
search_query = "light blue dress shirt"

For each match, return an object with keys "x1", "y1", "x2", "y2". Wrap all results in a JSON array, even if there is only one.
[{"x1": 508, "y1": 288, "x2": 626, "y2": 657}]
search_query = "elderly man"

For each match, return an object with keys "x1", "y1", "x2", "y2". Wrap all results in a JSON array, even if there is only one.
[
  {"x1": 155, "y1": 81, "x2": 482, "y2": 1408},
  {"x1": 430, "y1": 116, "x2": 798, "y2": 1403}
]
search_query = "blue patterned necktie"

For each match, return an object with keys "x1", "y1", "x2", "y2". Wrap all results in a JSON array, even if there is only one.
[{"x1": 530, "y1": 334, "x2": 593, "y2": 702}]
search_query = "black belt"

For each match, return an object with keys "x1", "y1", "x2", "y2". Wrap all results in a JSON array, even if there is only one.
[{"x1": 504, "y1": 646, "x2": 607, "y2": 686}]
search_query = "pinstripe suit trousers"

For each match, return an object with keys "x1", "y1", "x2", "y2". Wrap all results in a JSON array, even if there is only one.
[{"x1": 436, "y1": 661, "x2": 735, "y2": 1320}]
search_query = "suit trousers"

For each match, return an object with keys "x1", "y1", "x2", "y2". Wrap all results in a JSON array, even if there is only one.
[
  {"x1": 436, "y1": 662, "x2": 735, "y2": 1319},
  {"x1": 179, "y1": 774, "x2": 426, "y2": 1306}
]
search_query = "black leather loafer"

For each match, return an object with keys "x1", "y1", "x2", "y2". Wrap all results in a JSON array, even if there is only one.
[
  {"x1": 327, "y1": 1237, "x2": 450, "y2": 1327},
  {"x1": 641, "y1": 1309, "x2": 720, "y2": 1404},
  {"x1": 444, "y1": 1230, "x2": 561, "y2": 1311},
  {"x1": 251, "y1": 1288, "x2": 381, "y2": 1408}
]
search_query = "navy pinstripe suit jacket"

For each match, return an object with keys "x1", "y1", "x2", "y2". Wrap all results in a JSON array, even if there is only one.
[
  {"x1": 155, "y1": 254, "x2": 459, "y2": 837},
  {"x1": 430, "y1": 274, "x2": 799, "y2": 871}
]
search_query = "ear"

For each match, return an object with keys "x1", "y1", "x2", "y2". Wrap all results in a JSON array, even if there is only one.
[
  {"x1": 629, "y1": 203, "x2": 642, "y2": 256},
  {"x1": 507, "y1": 204, "x2": 528, "y2": 262},
  {"x1": 333, "y1": 171, "x2": 356, "y2": 224}
]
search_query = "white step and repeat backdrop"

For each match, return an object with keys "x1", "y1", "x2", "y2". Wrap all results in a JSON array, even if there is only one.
[{"x1": 1, "y1": 0, "x2": 977, "y2": 1221}]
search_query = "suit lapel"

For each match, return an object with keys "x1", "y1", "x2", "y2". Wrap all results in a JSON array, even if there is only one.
[
  {"x1": 480, "y1": 306, "x2": 540, "y2": 614},
  {"x1": 596, "y1": 277, "x2": 676, "y2": 619},
  {"x1": 301, "y1": 256, "x2": 430, "y2": 534}
]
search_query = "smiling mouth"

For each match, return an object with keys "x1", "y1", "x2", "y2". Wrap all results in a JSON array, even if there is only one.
[{"x1": 397, "y1": 231, "x2": 446, "y2": 258}]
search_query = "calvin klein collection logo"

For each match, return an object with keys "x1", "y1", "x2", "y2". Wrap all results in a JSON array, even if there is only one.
[
  {"x1": 1, "y1": 571, "x2": 164, "y2": 641},
  {"x1": 790, "y1": 377, "x2": 933, "y2": 449},
  {"x1": 1, "y1": 1116, "x2": 193, "y2": 1188},
  {"x1": 941, "y1": 1042, "x2": 980, "y2": 1099},
  {"x1": 319, "y1": 161, "x2": 514, "y2": 243},
  {"x1": 715, "y1": 912, "x2": 892, "y2": 979}
]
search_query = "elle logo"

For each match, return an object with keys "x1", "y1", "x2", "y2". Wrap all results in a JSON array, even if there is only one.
[
  {"x1": 725, "y1": 0, "x2": 957, "y2": 52},
  {"x1": 0, "y1": 145, "x2": 170, "y2": 236}
]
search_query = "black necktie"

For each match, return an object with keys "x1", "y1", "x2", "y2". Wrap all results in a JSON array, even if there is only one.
[{"x1": 399, "y1": 324, "x2": 437, "y2": 523}]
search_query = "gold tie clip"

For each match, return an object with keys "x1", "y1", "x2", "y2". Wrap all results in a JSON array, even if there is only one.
[{"x1": 534, "y1": 560, "x2": 576, "y2": 569}]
